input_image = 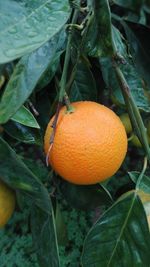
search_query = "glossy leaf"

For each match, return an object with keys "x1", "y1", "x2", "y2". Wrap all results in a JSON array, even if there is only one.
[
  {"x1": 84, "y1": 0, "x2": 113, "y2": 57},
  {"x1": 11, "y1": 105, "x2": 40, "y2": 128},
  {"x1": 4, "y1": 121, "x2": 42, "y2": 145},
  {"x1": 101, "y1": 57, "x2": 150, "y2": 111},
  {"x1": 128, "y1": 171, "x2": 150, "y2": 194},
  {"x1": 70, "y1": 61, "x2": 97, "y2": 101},
  {"x1": 36, "y1": 50, "x2": 63, "y2": 91},
  {"x1": 31, "y1": 204, "x2": 60, "y2": 267},
  {"x1": 0, "y1": 32, "x2": 65, "y2": 124},
  {"x1": 0, "y1": 137, "x2": 49, "y2": 213},
  {"x1": 100, "y1": 26, "x2": 150, "y2": 111},
  {"x1": 36, "y1": 30, "x2": 66, "y2": 91},
  {"x1": 123, "y1": 21, "x2": 150, "y2": 89},
  {"x1": 82, "y1": 193, "x2": 150, "y2": 267},
  {"x1": 0, "y1": 0, "x2": 70, "y2": 63},
  {"x1": 59, "y1": 179, "x2": 113, "y2": 210}
]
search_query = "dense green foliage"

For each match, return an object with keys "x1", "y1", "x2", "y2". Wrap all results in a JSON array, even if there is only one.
[
  {"x1": 0, "y1": 0, "x2": 150, "y2": 266},
  {"x1": 0, "y1": 198, "x2": 91, "y2": 267}
]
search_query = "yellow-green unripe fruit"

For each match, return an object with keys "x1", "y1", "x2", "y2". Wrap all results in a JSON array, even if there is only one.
[
  {"x1": 120, "y1": 113, "x2": 132, "y2": 135},
  {"x1": 131, "y1": 134, "x2": 142, "y2": 147},
  {"x1": 131, "y1": 134, "x2": 150, "y2": 148},
  {"x1": 138, "y1": 190, "x2": 150, "y2": 230},
  {"x1": 0, "y1": 180, "x2": 16, "y2": 228}
]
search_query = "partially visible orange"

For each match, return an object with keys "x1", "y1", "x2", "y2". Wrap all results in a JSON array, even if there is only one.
[
  {"x1": 44, "y1": 101, "x2": 127, "y2": 185},
  {"x1": 0, "y1": 180, "x2": 16, "y2": 228}
]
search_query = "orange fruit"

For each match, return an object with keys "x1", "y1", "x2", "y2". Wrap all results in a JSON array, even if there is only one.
[
  {"x1": 0, "y1": 179, "x2": 16, "y2": 228},
  {"x1": 44, "y1": 101, "x2": 127, "y2": 185}
]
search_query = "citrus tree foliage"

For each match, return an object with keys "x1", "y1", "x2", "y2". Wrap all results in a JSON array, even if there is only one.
[{"x1": 0, "y1": 0, "x2": 150, "y2": 267}]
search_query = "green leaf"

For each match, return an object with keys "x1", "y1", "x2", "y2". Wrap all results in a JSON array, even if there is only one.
[
  {"x1": 0, "y1": 32, "x2": 65, "y2": 124},
  {"x1": 4, "y1": 121, "x2": 42, "y2": 145},
  {"x1": 31, "y1": 204, "x2": 60, "y2": 267},
  {"x1": 123, "y1": 21, "x2": 150, "y2": 89},
  {"x1": 84, "y1": 0, "x2": 113, "y2": 57},
  {"x1": 82, "y1": 193, "x2": 150, "y2": 267},
  {"x1": 111, "y1": 25, "x2": 126, "y2": 55},
  {"x1": 23, "y1": 158, "x2": 49, "y2": 183},
  {"x1": 55, "y1": 202, "x2": 68, "y2": 246},
  {"x1": 100, "y1": 26, "x2": 150, "y2": 112},
  {"x1": 104, "y1": 174, "x2": 134, "y2": 200},
  {"x1": 59, "y1": 179, "x2": 113, "y2": 210},
  {"x1": 101, "y1": 57, "x2": 150, "y2": 111},
  {"x1": 0, "y1": 136, "x2": 49, "y2": 213},
  {"x1": 36, "y1": 30, "x2": 66, "y2": 91},
  {"x1": 36, "y1": 50, "x2": 63, "y2": 91},
  {"x1": 113, "y1": 0, "x2": 144, "y2": 12},
  {"x1": 0, "y1": 0, "x2": 70, "y2": 63},
  {"x1": 0, "y1": 135, "x2": 60, "y2": 267},
  {"x1": 70, "y1": 61, "x2": 97, "y2": 101},
  {"x1": 128, "y1": 171, "x2": 150, "y2": 194},
  {"x1": 11, "y1": 105, "x2": 40, "y2": 128}
]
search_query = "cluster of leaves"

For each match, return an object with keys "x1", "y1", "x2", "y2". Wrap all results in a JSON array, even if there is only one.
[
  {"x1": 0, "y1": 0, "x2": 150, "y2": 267},
  {"x1": 0, "y1": 182, "x2": 91, "y2": 267}
]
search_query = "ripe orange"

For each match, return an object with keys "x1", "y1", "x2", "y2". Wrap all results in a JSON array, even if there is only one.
[
  {"x1": 44, "y1": 101, "x2": 127, "y2": 185},
  {"x1": 0, "y1": 180, "x2": 16, "y2": 228}
]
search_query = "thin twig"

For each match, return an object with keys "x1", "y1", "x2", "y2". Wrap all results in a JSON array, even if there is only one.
[
  {"x1": 28, "y1": 100, "x2": 39, "y2": 116},
  {"x1": 46, "y1": 102, "x2": 62, "y2": 166},
  {"x1": 46, "y1": 5, "x2": 81, "y2": 165},
  {"x1": 113, "y1": 61, "x2": 150, "y2": 161},
  {"x1": 64, "y1": 92, "x2": 75, "y2": 113},
  {"x1": 136, "y1": 157, "x2": 148, "y2": 190},
  {"x1": 59, "y1": 8, "x2": 79, "y2": 104}
]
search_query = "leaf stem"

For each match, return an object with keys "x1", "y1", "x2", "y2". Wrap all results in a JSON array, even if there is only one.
[
  {"x1": 113, "y1": 61, "x2": 150, "y2": 161},
  {"x1": 59, "y1": 8, "x2": 79, "y2": 105},
  {"x1": 136, "y1": 157, "x2": 148, "y2": 190},
  {"x1": 64, "y1": 92, "x2": 75, "y2": 113},
  {"x1": 46, "y1": 101, "x2": 62, "y2": 166},
  {"x1": 46, "y1": 7, "x2": 79, "y2": 165}
]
